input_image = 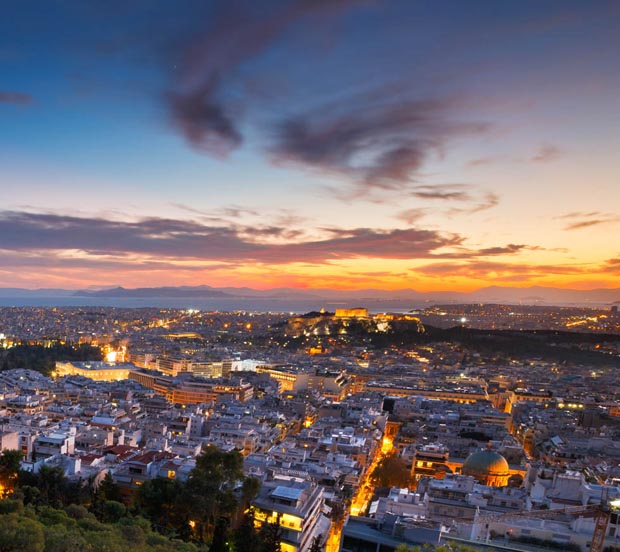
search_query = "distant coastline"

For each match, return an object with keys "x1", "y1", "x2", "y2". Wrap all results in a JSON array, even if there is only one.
[{"x1": 0, "y1": 296, "x2": 425, "y2": 313}]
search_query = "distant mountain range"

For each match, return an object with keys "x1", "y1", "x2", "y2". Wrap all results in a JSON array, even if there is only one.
[{"x1": 0, "y1": 284, "x2": 618, "y2": 306}]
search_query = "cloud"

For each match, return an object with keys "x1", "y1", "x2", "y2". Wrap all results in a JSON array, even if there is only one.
[
  {"x1": 162, "y1": 2, "x2": 495, "y2": 208},
  {"x1": 564, "y1": 219, "x2": 612, "y2": 230},
  {"x1": 0, "y1": 250, "x2": 222, "y2": 272},
  {"x1": 415, "y1": 260, "x2": 588, "y2": 280},
  {"x1": 271, "y1": 93, "x2": 490, "y2": 197},
  {"x1": 166, "y1": 0, "x2": 365, "y2": 154},
  {"x1": 602, "y1": 258, "x2": 620, "y2": 273},
  {"x1": 431, "y1": 243, "x2": 538, "y2": 260},
  {"x1": 167, "y1": 87, "x2": 242, "y2": 155},
  {"x1": 443, "y1": 191, "x2": 499, "y2": 216},
  {"x1": 397, "y1": 208, "x2": 428, "y2": 225},
  {"x1": 476, "y1": 244, "x2": 532, "y2": 256},
  {"x1": 0, "y1": 210, "x2": 466, "y2": 264},
  {"x1": 410, "y1": 184, "x2": 470, "y2": 201},
  {"x1": 556, "y1": 211, "x2": 602, "y2": 219},
  {"x1": 556, "y1": 211, "x2": 620, "y2": 230},
  {"x1": 0, "y1": 91, "x2": 32, "y2": 105},
  {"x1": 532, "y1": 144, "x2": 561, "y2": 162}
]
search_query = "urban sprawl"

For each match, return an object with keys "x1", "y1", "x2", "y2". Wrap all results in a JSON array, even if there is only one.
[{"x1": 1, "y1": 304, "x2": 620, "y2": 552}]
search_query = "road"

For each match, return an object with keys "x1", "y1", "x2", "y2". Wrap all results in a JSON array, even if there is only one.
[{"x1": 327, "y1": 437, "x2": 394, "y2": 550}]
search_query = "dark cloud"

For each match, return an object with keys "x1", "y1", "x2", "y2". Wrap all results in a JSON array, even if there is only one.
[
  {"x1": 476, "y1": 244, "x2": 531, "y2": 256},
  {"x1": 163, "y1": 2, "x2": 495, "y2": 206},
  {"x1": 167, "y1": 0, "x2": 365, "y2": 154},
  {"x1": 0, "y1": 210, "x2": 464, "y2": 264},
  {"x1": 0, "y1": 91, "x2": 32, "y2": 105},
  {"x1": 410, "y1": 185, "x2": 470, "y2": 201},
  {"x1": 167, "y1": 87, "x2": 242, "y2": 155},
  {"x1": 431, "y1": 243, "x2": 537, "y2": 259},
  {"x1": 271, "y1": 94, "x2": 490, "y2": 196}
]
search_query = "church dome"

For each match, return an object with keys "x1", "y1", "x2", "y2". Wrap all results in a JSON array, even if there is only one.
[{"x1": 462, "y1": 449, "x2": 509, "y2": 479}]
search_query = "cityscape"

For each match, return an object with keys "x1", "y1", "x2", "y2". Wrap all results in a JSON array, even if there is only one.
[{"x1": 1, "y1": 1, "x2": 619, "y2": 552}]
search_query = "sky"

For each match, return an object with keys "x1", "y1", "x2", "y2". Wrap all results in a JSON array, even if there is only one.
[{"x1": 0, "y1": 0, "x2": 619, "y2": 291}]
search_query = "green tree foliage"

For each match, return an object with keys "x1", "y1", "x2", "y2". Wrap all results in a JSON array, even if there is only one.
[
  {"x1": 2, "y1": 446, "x2": 270, "y2": 551},
  {"x1": 184, "y1": 447, "x2": 244, "y2": 543},
  {"x1": 22, "y1": 465, "x2": 70, "y2": 508},
  {"x1": 0, "y1": 499, "x2": 203, "y2": 552},
  {"x1": 0, "y1": 513, "x2": 45, "y2": 552},
  {"x1": 96, "y1": 472, "x2": 123, "y2": 503},
  {"x1": 370, "y1": 452, "x2": 410, "y2": 488},
  {"x1": 136, "y1": 476, "x2": 189, "y2": 536},
  {"x1": 0, "y1": 343, "x2": 102, "y2": 375},
  {"x1": 0, "y1": 450, "x2": 22, "y2": 496}
]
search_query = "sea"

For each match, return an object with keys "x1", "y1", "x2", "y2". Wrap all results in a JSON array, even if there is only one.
[{"x1": 0, "y1": 296, "x2": 426, "y2": 314}]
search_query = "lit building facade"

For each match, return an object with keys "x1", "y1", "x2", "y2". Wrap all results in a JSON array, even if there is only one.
[
  {"x1": 252, "y1": 478, "x2": 331, "y2": 552},
  {"x1": 54, "y1": 361, "x2": 135, "y2": 381}
]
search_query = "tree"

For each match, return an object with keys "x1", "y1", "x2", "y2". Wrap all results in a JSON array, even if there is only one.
[
  {"x1": 0, "y1": 450, "x2": 22, "y2": 496},
  {"x1": 208, "y1": 517, "x2": 230, "y2": 552},
  {"x1": 234, "y1": 508, "x2": 261, "y2": 552},
  {"x1": 0, "y1": 514, "x2": 45, "y2": 552},
  {"x1": 136, "y1": 476, "x2": 187, "y2": 535},
  {"x1": 101, "y1": 500, "x2": 126, "y2": 523},
  {"x1": 259, "y1": 513, "x2": 282, "y2": 552},
  {"x1": 370, "y1": 453, "x2": 410, "y2": 488},
  {"x1": 35, "y1": 465, "x2": 68, "y2": 508},
  {"x1": 185, "y1": 447, "x2": 245, "y2": 542},
  {"x1": 241, "y1": 477, "x2": 261, "y2": 507},
  {"x1": 96, "y1": 471, "x2": 122, "y2": 503}
]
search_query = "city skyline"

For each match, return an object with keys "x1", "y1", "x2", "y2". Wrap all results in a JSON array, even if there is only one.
[{"x1": 1, "y1": 0, "x2": 619, "y2": 292}]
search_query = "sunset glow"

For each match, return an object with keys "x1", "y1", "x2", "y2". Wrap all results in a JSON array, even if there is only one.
[{"x1": 1, "y1": 1, "x2": 618, "y2": 292}]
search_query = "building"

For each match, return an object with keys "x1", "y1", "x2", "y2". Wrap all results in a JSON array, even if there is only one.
[
  {"x1": 335, "y1": 308, "x2": 369, "y2": 318},
  {"x1": 461, "y1": 448, "x2": 510, "y2": 487},
  {"x1": 252, "y1": 477, "x2": 331, "y2": 552},
  {"x1": 411, "y1": 443, "x2": 450, "y2": 484},
  {"x1": 129, "y1": 369, "x2": 254, "y2": 405},
  {"x1": 340, "y1": 514, "x2": 440, "y2": 552},
  {"x1": 55, "y1": 361, "x2": 135, "y2": 382}
]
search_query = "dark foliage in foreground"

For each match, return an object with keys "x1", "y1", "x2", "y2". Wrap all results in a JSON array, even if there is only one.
[
  {"x1": 0, "y1": 448, "x2": 270, "y2": 551},
  {"x1": 0, "y1": 343, "x2": 102, "y2": 375}
]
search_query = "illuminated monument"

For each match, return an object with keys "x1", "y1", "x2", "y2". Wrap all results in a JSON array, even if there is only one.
[{"x1": 461, "y1": 448, "x2": 511, "y2": 487}]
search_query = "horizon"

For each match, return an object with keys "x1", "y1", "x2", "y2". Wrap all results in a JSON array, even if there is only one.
[
  {"x1": 1, "y1": 282, "x2": 620, "y2": 293},
  {"x1": 1, "y1": 1, "x2": 619, "y2": 291}
]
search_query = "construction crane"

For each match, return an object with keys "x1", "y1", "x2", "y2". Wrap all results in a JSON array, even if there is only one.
[
  {"x1": 590, "y1": 503, "x2": 610, "y2": 552},
  {"x1": 470, "y1": 500, "x2": 620, "y2": 552}
]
